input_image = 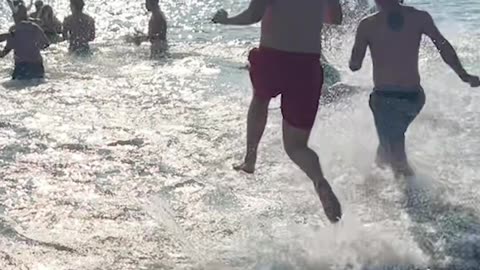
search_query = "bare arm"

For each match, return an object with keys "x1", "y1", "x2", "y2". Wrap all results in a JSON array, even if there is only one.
[
  {"x1": 422, "y1": 12, "x2": 478, "y2": 85},
  {"x1": 62, "y1": 18, "x2": 70, "y2": 41},
  {"x1": 324, "y1": 0, "x2": 343, "y2": 25},
  {"x1": 0, "y1": 36, "x2": 13, "y2": 58},
  {"x1": 54, "y1": 19, "x2": 63, "y2": 34},
  {"x1": 0, "y1": 48, "x2": 12, "y2": 58},
  {"x1": 0, "y1": 33, "x2": 10, "y2": 42},
  {"x1": 212, "y1": 0, "x2": 269, "y2": 25},
  {"x1": 349, "y1": 19, "x2": 369, "y2": 71},
  {"x1": 6, "y1": 0, "x2": 15, "y2": 12},
  {"x1": 38, "y1": 28, "x2": 50, "y2": 49}
]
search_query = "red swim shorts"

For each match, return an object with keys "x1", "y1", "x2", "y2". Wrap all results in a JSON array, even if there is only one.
[{"x1": 248, "y1": 46, "x2": 324, "y2": 130}]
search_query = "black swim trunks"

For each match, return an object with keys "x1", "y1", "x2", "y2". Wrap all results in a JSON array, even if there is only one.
[{"x1": 12, "y1": 62, "x2": 45, "y2": 80}]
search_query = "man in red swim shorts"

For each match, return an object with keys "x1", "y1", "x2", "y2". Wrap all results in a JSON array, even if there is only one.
[{"x1": 213, "y1": 0, "x2": 343, "y2": 223}]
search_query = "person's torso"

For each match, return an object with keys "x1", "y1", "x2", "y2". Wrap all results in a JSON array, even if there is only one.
[
  {"x1": 10, "y1": 21, "x2": 44, "y2": 63},
  {"x1": 260, "y1": 0, "x2": 325, "y2": 54},
  {"x1": 367, "y1": 7, "x2": 424, "y2": 88},
  {"x1": 66, "y1": 14, "x2": 94, "y2": 46},
  {"x1": 149, "y1": 12, "x2": 167, "y2": 41}
]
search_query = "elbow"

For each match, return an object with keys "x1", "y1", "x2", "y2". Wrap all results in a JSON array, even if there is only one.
[{"x1": 349, "y1": 61, "x2": 361, "y2": 72}]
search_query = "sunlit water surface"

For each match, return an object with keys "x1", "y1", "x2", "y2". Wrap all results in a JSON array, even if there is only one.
[{"x1": 0, "y1": 0, "x2": 479, "y2": 269}]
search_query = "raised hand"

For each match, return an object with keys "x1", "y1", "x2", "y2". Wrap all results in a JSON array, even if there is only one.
[{"x1": 212, "y1": 9, "x2": 229, "y2": 24}]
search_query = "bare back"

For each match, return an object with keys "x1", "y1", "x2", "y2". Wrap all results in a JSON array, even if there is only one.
[
  {"x1": 260, "y1": 0, "x2": 325, "y2": 54},
  {"x1": 363, "y1": 7, "x2": 427, "y2": 88},
  {"x1": 63, "y1": 13, "x2": 95, "y2": 51},
  {"x1": 6, "y1": 21, "x2": 48, "y2": 63}
]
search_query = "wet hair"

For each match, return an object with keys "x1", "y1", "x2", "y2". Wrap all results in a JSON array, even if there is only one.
[
  {"x1": 39, "y1": 5, "x2": 53, "y2": 19},
  {"x1": 71, "y1": 0, "x2": 85, "y2": 11},
  {"x1": 387, "y1": 11, "x2": 405, "y2": 31},
  {"x1": 147, "y1": 0, "x2": 159, "y2": 5}
]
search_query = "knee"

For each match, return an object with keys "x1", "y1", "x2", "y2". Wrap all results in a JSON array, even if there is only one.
[
  {"x1": 283, "y1": 140, "x2": 297, "y2": 159},
  {"x1": 283, "y1": 140, "x2": 307, "y2": 160}
]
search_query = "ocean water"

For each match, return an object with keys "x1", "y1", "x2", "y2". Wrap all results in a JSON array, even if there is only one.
[{"x1": 0, "y1": 0, "x2": 479, "y2": 269}]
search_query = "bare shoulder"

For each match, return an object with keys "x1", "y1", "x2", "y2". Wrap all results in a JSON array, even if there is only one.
[
  {"x1": 32, "y1": 22, "x2": 44, "y2": 32},
  {"x1": 358, "y1": 13, "x2": 377, "y2": 29},
  {"x1": 403, "y1": 6, "x2": 431, "y2": 22},
  {"x1": 86, "y1": 14, "x2": 95, "y2": 22}
]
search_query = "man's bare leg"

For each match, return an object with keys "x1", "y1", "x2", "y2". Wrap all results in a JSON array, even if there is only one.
[
  {"x1": 282, "y1": 121, "x2": 342, "y2": 223},
  {"x1": 375, "y1": 144, "x2": 390, "y2": 169},
  {"x1": 390, "y1": 139, "x2": 415, "y2": 178},
  {"x1": 234, "y1": 95, "x2": 270, "y2": 174}
]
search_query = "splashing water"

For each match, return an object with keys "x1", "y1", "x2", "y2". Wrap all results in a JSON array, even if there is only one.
[{"x1": 0, "y1": 0, "x2": 479, "y2": 269}]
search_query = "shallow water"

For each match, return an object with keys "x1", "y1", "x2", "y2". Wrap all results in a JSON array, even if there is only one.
[{"x1": 0, "y1": 0, "x2": 480, "y2": 269}]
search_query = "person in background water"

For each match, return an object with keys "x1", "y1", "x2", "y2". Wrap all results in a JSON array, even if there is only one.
[
  {"x1": 350, "y1": 0, "x2": 480, "y2": 178},
  {"x1": 131, "y1": 0, "x2": 168, "y2": 58},
  {"x1": 212, "y1": 0, "x2": 343, "y2": 223},
  {"x1": 6, "y1": 0, "x2": 33, "y2": 14},
  {"x1": 38, "y1": 5, "x2": 63, "y2": 43},
  {"x1": 0, "y1": 5, "x2": 49, "y2": 80},
  {"x1": 63, "y1": 0, "x2": 95, "y2": 55},
  {"x1": 29, "y1": 0, "x2": 44, "y2": 18}
]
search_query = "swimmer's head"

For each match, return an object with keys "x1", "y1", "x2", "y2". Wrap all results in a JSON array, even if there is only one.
[
  {"x1": 34, "y1": 0, "x2": 44, "y2": 11},
  {"x1": 146, "y1": 0, "x2": 159, "y2": 12},
  {"x1": 70, "y1": 0, "x2": 85, "y2": 13},
  {"x1": 13, "y1": 5, "x2": 28, "y2": 23}
]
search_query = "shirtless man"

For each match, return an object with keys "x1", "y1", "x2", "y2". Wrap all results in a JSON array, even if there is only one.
[
  {"x1": 212, "y1": 0, "x2": 343, "y2": 223},
  {"x1": 350, "y1": 0, "x2": 480, "y2": 177},
  {"x1": 38, "y1": 5, "x2": 63, "y2": 43},
  {"x1": 63, "y1": 0, "x2": 95, "y2": 55},
  {"x1": 0, "y1": 5, "x2": 49, "y2": 80},
  {"x1": 132, "y1": 0, "x2": 168, "y2": 58}
]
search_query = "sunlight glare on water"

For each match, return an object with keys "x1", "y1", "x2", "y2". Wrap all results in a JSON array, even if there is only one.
[{"x1": 1, "y1": 0, "x2": 480, "y2": 269}]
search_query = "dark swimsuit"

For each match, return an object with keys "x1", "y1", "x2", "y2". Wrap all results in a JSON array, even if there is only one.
[{"x1": 12, "y1": 62, "x2": 45, "y2": 80}]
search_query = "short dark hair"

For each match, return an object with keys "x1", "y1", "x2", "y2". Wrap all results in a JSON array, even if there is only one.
[
  {"x1": 148, "y1": 0, "x2": 159, "y2": 5},
  {"x1": 71, "y1": 0, "x2": 85, "y2": 11},
  {"x1": 34, "y1": 0, "x2": 44, "y2": 7}
]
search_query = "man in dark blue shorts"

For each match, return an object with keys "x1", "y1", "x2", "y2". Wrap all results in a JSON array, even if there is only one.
[{"x1": 350, "y1": 0, "x2": 479, "y2": 177}]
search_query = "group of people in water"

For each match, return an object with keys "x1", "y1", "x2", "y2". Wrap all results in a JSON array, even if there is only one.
[
  {"x1": 1, "y1": 0, "x2": 479, "y2": 223},
  {"x1": 0, "y1": 0, "x2": 166, "y2": 79},
  {"x1": 0, "y1": 0, "x2": 95, "y2": 79}
]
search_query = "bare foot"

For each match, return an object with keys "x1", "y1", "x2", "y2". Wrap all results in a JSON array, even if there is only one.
[
  {"x1": 375, "y1": 154, "x2": 389, "y2": 170},
  {"x1": 394, "y1": 165, "x2": 415, "y2": 179},
  {"x1": 233, "y1": 162, "x2": 255, "y2": 174},
  {"x1": 316, "y1": 185, "x2": 342, "y2": 223}
]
